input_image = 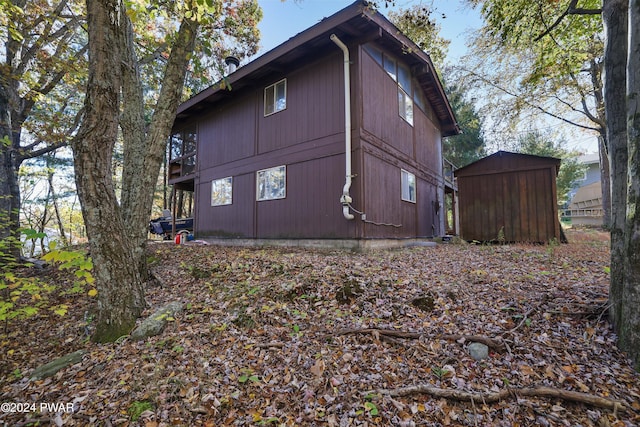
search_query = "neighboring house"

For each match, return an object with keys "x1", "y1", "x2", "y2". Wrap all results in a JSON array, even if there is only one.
[
  {"x1": 455, "y1": 151, "x2": 562, "y2": 243},
  {"x1": 563, "y1": 153, "x2": 603, "y2": 226},
  {"x1": 168, "y1": 0, "x2": 459, "y2": 246}
]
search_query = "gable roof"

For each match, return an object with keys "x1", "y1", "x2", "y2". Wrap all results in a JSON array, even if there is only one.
[
  {"x1": 578, "y1": 153, "x2": 599, "y2": 165},
  {"x1": 454, "y1": 150, "x2": 561, "y2": 177},
  {"x1": 175, "y1": 0, "x2": 459, "y2": 136}
]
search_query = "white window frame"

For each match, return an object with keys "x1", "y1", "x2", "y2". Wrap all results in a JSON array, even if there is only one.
[
  {"x1": 398, "y1": 88, "x2": 414, "y2": 126},
  {"x1": 364, "y1": 44, "x2": 423, "y2": 125},
  {"x1": 401, "y1": 169, "x2": 416, "y2": 203},
  {"x1": 256, "y1": 165, "x2": 286, "y2": 201},
  {"x1": 211, "y1": 177, "x2": 233, "y2": 206},
  {"x1": 264, "y1": 79, "x2": 287, "y2": 116}
]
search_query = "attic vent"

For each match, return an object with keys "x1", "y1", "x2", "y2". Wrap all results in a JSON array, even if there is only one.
[{"x1": 225, "y1": 56, "x2": 240, "y2": 74}]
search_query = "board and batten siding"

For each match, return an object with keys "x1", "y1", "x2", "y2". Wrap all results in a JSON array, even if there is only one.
[
  {"x1": 194, "y1": 52, "x2": 357, "y2": 239},
  {"x1": 258, "y1": 53, "x2": 344, "y2": 154},
  {"x1": 455, "y1": 151, "x2": 561, "y2": 243},
  {"x1": 356, "y1": 45, "x2": 444, "y2": 238}
]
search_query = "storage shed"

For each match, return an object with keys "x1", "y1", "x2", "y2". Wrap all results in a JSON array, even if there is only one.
[{"x1": 454, "y1": 151, "x2": 562, "y2": 243}]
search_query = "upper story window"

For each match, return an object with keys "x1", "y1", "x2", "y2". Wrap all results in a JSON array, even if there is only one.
[
  {"x1": 169, "y1": 126, "x2": 197, "y2": 180},
  {"x1": 383, "y1": 56, "x2": 397, "y2": 81},
  {"x1": 257, "y1": 165, "x2": 286, "y2": 201},
  {"x1": 364, "y1": 44, "x2": 424, "y2": 126},
  {"x1": 264, "y1": 79, "x2": 287, "y2": 116},
  {"x1": 397, "y1": 63, "x2": 412, "y2": 93},
  {"x1": 398, "y1": 88, "x2": 414, "y2": 126}
]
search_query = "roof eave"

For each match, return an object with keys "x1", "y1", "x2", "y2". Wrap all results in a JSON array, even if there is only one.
[{"x1": 176, "y1": 0, "x2": 459, "y2": 135}]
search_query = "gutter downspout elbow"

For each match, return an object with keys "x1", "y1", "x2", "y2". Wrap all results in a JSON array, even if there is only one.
[{"x1": 331, "y1": 33, "x2": 355, "y2": 220}]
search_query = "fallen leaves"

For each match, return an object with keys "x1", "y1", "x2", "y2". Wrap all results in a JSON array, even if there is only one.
[{"x1": 0, "y1": 229, "x2": 639, "y2": 426}]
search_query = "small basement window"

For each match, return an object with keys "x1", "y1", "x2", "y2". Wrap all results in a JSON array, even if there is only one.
[
  {"x1": 211, "y1": 177, "x2": 232, "y2": 206},
  {"x1": 264, "y1": 79, "x2": 287, "y2": 116},
  {"x1": 257, "y1": 165, "x2": 286, "y2": 201},
  {"x1": 401, "y1": 169, "x2": 416, "y2": 203}
]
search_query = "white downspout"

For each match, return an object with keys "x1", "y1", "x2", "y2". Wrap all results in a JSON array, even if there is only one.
[{"x1": 330, "y1": 34, "x2": 355, "y2": 220}]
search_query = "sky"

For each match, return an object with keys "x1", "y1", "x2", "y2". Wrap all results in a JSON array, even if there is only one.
[{"x1": 255, "y1": 0, "x2": 482, "y2": 64}]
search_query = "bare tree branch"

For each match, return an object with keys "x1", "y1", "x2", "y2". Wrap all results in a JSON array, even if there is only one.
[
  {"x1": 458, "y1": 66, "x2": 602, "y2": 133},
  {"x1": 535, "y1": 0, "x2": 602, "y2": 42},
  {"x1": 369, "y1": 384, "x2": 627, "y2": 412}
]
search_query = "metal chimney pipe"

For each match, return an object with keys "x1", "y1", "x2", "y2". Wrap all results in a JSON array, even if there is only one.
[{"x1": 224, "y1": 56, "x2": 240, "y2": 74}]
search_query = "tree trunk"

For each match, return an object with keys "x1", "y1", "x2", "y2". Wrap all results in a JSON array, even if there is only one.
[
  {"x1": 48, "y1": 167, "x2": 69, "y2": 248},
  {"x1": 622, "y1": 0, "x2": 640, "y2": 369},
  {"x1": 598, "y1": 135, "x2": 612, "y2": 228},
  {"x1": 117, "y1": 6, "x2": 149, "y2": 279},
  {"x1": 119, "y1": 17, "x2": 198, "y2": 277},
  {"x1": 0, "y1": 92, "x2": 22, "y2": 259},
  {"x1": 74, "y1": 0, "x2": 145, "y2": 343},
  {"x1": 603, "y1": 0, "x2": 629, "y2": 330},
  {"x1": 36, "y1": 183, "x2": 51, "y2": 257}
]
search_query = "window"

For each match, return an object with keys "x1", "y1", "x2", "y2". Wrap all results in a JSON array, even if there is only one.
[
  {"x1": 397, "y1": 64, "x2": 411, "y2": 93},
  {"x1": 168, "y1": 126, "x2": 197, "y2": 179},
  {"x1": 414, "y1": 88, "x2": 426, "y2": 112},
  {"x1": 257, "y1": 165, "x2": 286, "y2": 201},
  {"x1": 398, "y1": 88, "x2": 414, "y2": 126},
  {"x1": 170, "y1": 133, "x2": 183, "y2": 160},
  {"x1": 364, "y1": 44, "x2": 383, "y2": 65},
  {"x1": 264, "y1": 79, "x2": 287, "y2": 116},
  {"x1": 364, "y1": 43, "x2": 426, "y2": 126},
  {"x1": 383, "y1": 56, "x2": 397, "y2": 81},
  {"x1": 211, "y1": 177, "x2": 233, "y2": 206},
  {"x1": 401, "y1": 169, "x2": 416, "y2": 203}
]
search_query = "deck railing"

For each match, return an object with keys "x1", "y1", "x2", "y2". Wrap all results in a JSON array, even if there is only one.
[
  {"x1": 443, "y1": 158, "x2": 457, "y2": 189},
  {"x1": 561, "y1": 208, "x2": 604, "y2": 217}
]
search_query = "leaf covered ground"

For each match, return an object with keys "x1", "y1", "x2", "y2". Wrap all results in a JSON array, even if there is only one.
[{"x1": 1, "y1": 228, "x2": 639, "y2": 426}]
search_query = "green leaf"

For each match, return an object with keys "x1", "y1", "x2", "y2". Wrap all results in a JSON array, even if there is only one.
[
  {"x1": 52, "y1": 304, "x2": 68, "y2": 316},
  {"x1": 364, "y1": 402, "x2": 378, "y2": 415}
]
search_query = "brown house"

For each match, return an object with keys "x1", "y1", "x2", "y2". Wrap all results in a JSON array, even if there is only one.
[
  {"x1": 168, "y1": 0, "x2": 459, "y2": 245},
  {"x1": 454, "y1": 151, "x2": 562, "y2": 243}
]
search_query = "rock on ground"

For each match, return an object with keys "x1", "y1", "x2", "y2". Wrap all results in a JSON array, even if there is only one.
[{"x1": 130, "y1": 301, "x2": 183, "y2": 341}]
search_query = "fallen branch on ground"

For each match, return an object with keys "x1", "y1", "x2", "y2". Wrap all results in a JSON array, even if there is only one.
[
  {"x1": 324, "y1": 328, "x2": 506, "y2": 352},
  {"x1": 369, "y1": 384, "x2": 626, "y2": 413},
  {"x1": 254, "y1": 341, "x2": 285, "y2": 349}
]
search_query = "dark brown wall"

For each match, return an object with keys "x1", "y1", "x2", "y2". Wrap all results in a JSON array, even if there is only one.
[
  {"x1": 356, "y1": 46, "x2": 443, "y2": 238},
  {"x1": 257, "y1": 56, "x2": 344, "y2": 154},
  {"x1": 456, "y1": 152, "x2": 560, "y2": 243},
  {"x1": 192, "y1": 41, "x2": 445, "y2": 240},
  {"x1": 255, "y1": 156, "x2": 355, "y2": 238},
  {"x1": 195, "y1": 173, "x2": 254, "y2": 237},
  {"x1": 194, "y1": 51, "x2": 358, "y2": 239}
]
